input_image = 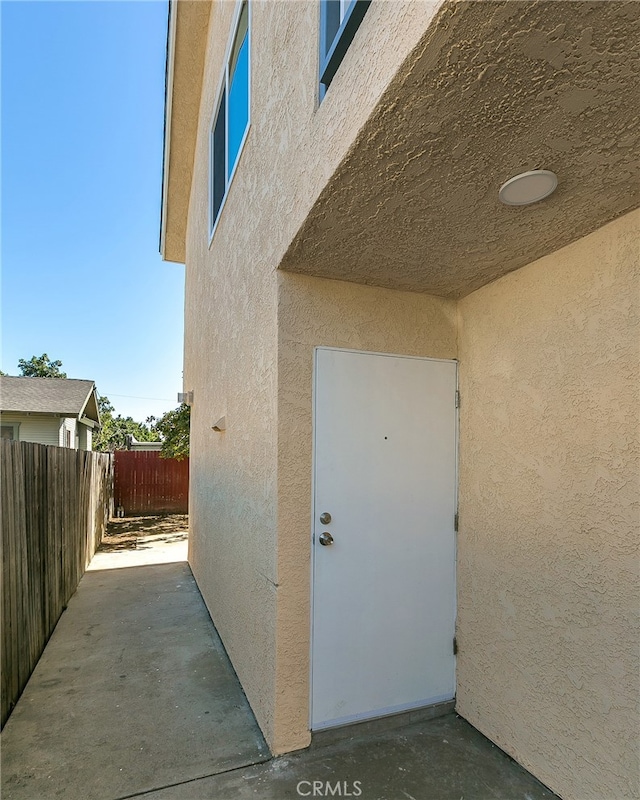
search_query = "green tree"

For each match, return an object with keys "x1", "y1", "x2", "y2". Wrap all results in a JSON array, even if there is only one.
[
  {"x1": 92, "y1": 394, "x2": 160, "y2": 452},
  {"x1": 97, "y1": 394, "x2": 114, "y2": 416},
  {"x1": 148, "y1": 404, "x2": 190, "y2": 460},
  {"x1": 18, "y1": 354, "x2": 67, "y2": 378}
]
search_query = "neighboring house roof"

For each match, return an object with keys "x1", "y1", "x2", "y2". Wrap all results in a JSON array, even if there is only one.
[{"x1": 0, "y1": 377, "x2": 100, "y2": 424}]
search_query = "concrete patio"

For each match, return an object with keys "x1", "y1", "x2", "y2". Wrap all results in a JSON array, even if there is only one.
[{"x1": 1, "y1": 526, "x2": 558, "y2": 800}]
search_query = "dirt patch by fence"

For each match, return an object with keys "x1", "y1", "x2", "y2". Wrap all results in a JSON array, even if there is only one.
[{"x1": 99, "y1": 514, "x2": 188, "y2": 552}]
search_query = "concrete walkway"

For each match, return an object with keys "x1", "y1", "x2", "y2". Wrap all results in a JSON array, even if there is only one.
[
  {"x1": 1, "y1": 528, "x2": 558, "y2": 800},
  {"x1": 1, "y1": 537, "x2": 269, "y2": 800}
]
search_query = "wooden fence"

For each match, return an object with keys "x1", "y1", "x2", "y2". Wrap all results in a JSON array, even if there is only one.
[
  {"x1": 113, "y1": 450, "x2": 189, "y2": 515},
  {"x1": 1, "y1": 440, "x2": 112, "y2": 728}
]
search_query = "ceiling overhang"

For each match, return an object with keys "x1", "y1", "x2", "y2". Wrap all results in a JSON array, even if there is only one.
[
  {"x1": 278, "y1": 0, "x2": 640, "y2": 298},
  {"x1": 160, "y1": 0, "x2": 212, "y2": 264}
]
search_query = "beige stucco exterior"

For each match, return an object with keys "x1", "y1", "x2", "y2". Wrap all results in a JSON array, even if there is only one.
[
  {"x1": 167, "y1": 0, "x2": 640, "y2": 796},
  {"x1": 165, "y1": 0, "x2": 445, "y2": 265},
  {"x1": 275, "y1": 274, "x2": 457, "y2": 751},
  {"x1": 182, "y1": 0, "x2": 452, "y2": 754},
  {"x1": 456, "y1": 210, "x2": 640, "y2": 800},
  {"x1": 281, "y1": 1, "x2": 640, "y2": 297}
]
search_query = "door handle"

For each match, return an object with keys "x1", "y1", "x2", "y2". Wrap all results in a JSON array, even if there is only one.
[{"x1": 318, "y1": 532, "x2": 334, "y2": 546}]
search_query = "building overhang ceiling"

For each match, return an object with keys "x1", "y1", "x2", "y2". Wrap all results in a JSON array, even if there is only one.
[
  {"x1": 279, "y1": 0, "x2": 640, "y2": 298},
  {"x1": 161, "y1": 0, "x2": 211, "y2": 265}
]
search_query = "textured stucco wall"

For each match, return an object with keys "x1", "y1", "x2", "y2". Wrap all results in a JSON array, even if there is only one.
[
  {"x1": 181, "y1": 0, "x2": 639, "y2": 782},
  {"x1": 182, "y1": 0, "x2": 446, "y2": 752},
  {"x1": 169, "y1": 0, "x2": 444, "y2": 266},
  {"x1": 183, "y1": 0, "x2": 280, "y2": 746},
  {"x1": 281, "y1": 1, "x2": 640, "y2": 297},
  {"x1": 456, "y1": 210, "x2": 640, "y2": 800},
  {"x1": 275, "y1": 272, "x2": 457, "y2": 752}
]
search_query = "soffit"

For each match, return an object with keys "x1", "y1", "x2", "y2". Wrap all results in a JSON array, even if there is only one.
[
  {"x1": 162, "y1": 0, "x2": 212, "y2": 264},
  {"x1": 279, "y1": 0, "x2": 640, "y2": 297}
]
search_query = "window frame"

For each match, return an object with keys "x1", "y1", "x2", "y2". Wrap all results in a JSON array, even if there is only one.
[
  {"x1": 0, "y1": 423, "x2": 19, "y2": 441},
  {"x1": 208, "y1": 0, "x2": 251, "y2": 244},
  {"x1": 319, "y1": 0, "x2": 371, "y2": 94}
]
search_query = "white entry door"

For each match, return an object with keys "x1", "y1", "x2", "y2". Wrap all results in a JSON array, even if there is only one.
[{"x1": 311, "y1": 348, "x2": 457, "y2": 730}]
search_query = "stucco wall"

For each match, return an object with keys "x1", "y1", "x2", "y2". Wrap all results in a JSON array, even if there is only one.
[
  {"x1": 280, "y1": 1, "x2": 640, "y2": 298},
  {"x1": 182, "y1": 0, "x2": 447, "y2": 752},
  {"x1": 275, "y1": 272, "x2": 457, "y2": 753},
  {"x1": 456, "y1": 210, "x2": 640, "y2": 800},
  {"x1": 180, "y1": 0, "x2": 639, "y2": 778},
  {"x1": 183, "y1": 0, "x2": 280, "y2": 746}
]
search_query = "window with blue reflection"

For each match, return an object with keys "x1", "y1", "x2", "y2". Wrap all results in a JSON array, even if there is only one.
[
  {"x1": 319, "y1": 0, "x2": 370, "y2": 95},
  {"x1": 212, "y1": 88, "x2": 226, "y2": 223},
  {"x1": 209, "y1": 2, "x2": 250, "y2": 236},
  {"x1": 227, "y1": 17, "x2": 249, "y2": 179}
]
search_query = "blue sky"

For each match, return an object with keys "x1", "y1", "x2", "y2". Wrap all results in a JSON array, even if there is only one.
[{"x1": 1, "y1": 0, "x2": 184, "y2": 422}]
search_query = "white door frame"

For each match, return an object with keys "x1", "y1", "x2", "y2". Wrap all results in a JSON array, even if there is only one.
[{"x1": 309, "y1": 346, "x2": 459, "y2": 730}]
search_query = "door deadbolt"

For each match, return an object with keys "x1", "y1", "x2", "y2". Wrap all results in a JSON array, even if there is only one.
[
  {"x1": 318, "y1": 532, "x2": 334, "y2": 546},
  {"x1": 319, "y1": 512, "x2": 332, "y2": 525}
]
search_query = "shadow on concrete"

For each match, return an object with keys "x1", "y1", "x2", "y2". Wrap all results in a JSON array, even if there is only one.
[
  {"x1": 1, "y1": 518, "x2": 559, "y2": 800},
  {"x1": 0, "y1": 561, "x2": 269, "y2": 800},
  {"x1": 135, "y1": 712, "x2": 559, "y2": 800}
]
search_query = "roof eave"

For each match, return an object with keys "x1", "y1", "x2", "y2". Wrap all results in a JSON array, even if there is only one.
[
  {"x1": 160, "y1": 0, "x2": 179, "y2": 262},
  {"x1": 160, "y1": 0, "x2": 212, "y2": 265}
]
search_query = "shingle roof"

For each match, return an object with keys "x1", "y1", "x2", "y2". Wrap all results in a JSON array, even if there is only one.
[{"x1": 0, "y1": 377, "x2": 99, "y2": 421}]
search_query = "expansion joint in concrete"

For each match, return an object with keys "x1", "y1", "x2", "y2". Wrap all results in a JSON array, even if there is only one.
[{"x1": 111, "y1": 756, "x2": 273, "y2": 800}]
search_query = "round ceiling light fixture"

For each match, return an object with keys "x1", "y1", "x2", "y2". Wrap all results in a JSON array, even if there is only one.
[{"x1": 498, "y1": 169, "x2": 558, "y2": 206}]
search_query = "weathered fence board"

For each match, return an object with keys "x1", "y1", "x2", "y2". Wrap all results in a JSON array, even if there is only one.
[
  {"x1": 113, "y1": 451, "x2": 189, "y2": 515},
  {"x1": 1, "y1": 440, "x2": 112, "y2": 728}
]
